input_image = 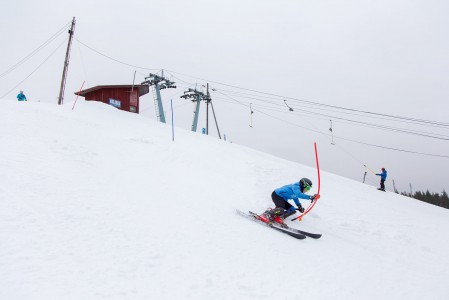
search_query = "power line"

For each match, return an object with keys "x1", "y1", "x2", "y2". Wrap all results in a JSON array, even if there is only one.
[
  {"x1": 215, "y1": 91, "x2": 449, "y2": 158},
  {"x1": 75, "y1": 38, "x2": 160, "y2": 71},
  {"x1": 69, "y1": 39, "x2": 449, "y2": 156},
  {"x1": 254, "y1": 100, "x2": 449, "y2": 140},
  {"x1": 213, "y1": 92, "x2": 449, "y2": 141},
  {"x1": 213, "y1": 88, "x2": 449, "y2": 130},
  {"x1": 163, "y1": 70, "x2": 449, "y2": 127},
  {"x1": 0, "y1": 21, "x2": 71, "y2": 79},
  {"x1": 73, "y1": 39, "x2": 448, "y2": 128},
  {"x1": 1, "y1": 38, "x2": 68, "y2": 99}
]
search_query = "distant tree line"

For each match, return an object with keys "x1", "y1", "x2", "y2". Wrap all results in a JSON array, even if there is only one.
[{"x1": 399, "y1": 190, "x2": 449, "y2": 209}]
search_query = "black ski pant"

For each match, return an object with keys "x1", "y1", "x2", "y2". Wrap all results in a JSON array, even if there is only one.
[
  {"x1": 271, "y1": 191, "x2": 294, "y2": 210},
  {"x1": 380, "y1": 179, "x2": 385, "y2": 190}
]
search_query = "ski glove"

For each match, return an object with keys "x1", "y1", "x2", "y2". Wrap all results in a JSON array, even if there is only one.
[
  {"x1": 310, "y1": 194, "x2": 320, "y2": 202},
  {"x1": 297, "y1": 205, "x2": 305, "y2": 213}
]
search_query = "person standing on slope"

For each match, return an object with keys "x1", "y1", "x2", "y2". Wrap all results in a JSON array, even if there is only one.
[
  {"x1": 17, "y1": 91, "x2": 27, "y2": 101},
  {"x1": 264, "y1": 178, "x2": 319, "y2": 221},
  {"x1": 376, "y1": 168, "x2": 387, "y2": 191}
]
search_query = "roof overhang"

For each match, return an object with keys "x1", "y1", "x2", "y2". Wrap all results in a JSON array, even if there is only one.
[{"x1": 75, "y1": 85, "x2": 150, "y2": 97}]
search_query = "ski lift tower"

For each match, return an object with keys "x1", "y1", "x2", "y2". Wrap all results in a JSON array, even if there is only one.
[
  {"x1": 180, "y1": 88, "x2": 207, "y2": 132},
  {"x1": 141, "y1": 71, "x2": 176, "y2": 123}
]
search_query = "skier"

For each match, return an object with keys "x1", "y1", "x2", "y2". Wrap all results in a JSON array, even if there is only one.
[
  {"x1": 376, "y1": 168, "x2": 387, "y2": 191},
  {"x1": 264, "y1": 178, "x2": 319, "y2": 223},
  {"x1": 17, "y1": 91, "x2": 27, "y2": 101}
]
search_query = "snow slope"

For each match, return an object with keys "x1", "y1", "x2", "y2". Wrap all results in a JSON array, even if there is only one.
[{"x1": 1, "y1": 100, "x2": 448, "y2": 300}]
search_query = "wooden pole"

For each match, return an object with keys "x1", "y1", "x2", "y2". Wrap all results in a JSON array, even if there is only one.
[
  {"x1": 58, "y1": 17, "x2": 76, "y2": 105},
  {"x1": 210, "y1": 101, "x2": 221, "y2": 139},
  {"x1": 393, "y1": 180, "x2": 398, "y2": 193}
]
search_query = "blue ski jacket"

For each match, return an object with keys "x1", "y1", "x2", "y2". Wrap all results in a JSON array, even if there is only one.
[
  {"x1": 376, "y1": 170, "x2": 387, "y2": 180},
  {"x1": 17, "y1": 92, "x2": 27, "y2": 101},
  {"x1": 274, "y1": 182, "x2": 311, "y2": 207}
]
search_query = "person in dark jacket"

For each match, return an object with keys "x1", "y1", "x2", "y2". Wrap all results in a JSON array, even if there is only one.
[
  {"x1": 265, "y1": 178, "x2": 319, "y2": 221},
  {"x1": 376, "y1": 168, "x2": 387, "y2": 191}
]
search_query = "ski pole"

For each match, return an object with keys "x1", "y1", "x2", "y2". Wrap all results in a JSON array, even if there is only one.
[{"x1": 364, "y1": 164, "x2": 377, "y2": 175}]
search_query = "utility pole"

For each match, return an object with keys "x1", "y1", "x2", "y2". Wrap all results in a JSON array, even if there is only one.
[
  {"x1": 58, "y1": 17, "x2": 76, "y2": 105},
  {"x1": 141, "y1": 71, "x2": 176, "y2": 123},
  {"x1": 210, "y1": 99, "x2": 221, "y2": 139},
  {"x1": 204, "y1": 85, "x2": 221, "y2": 139}
]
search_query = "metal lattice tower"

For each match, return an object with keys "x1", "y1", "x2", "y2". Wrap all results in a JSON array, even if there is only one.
[
  {"x1": 180, "y1": 85, "x2": 221, "y2": 138},
  {"x1": 141, "y1": 71, "x2": 176, "y2": 123},
  {"x1": 181, "y1": 88, "x2": 206, "y2": 132}
]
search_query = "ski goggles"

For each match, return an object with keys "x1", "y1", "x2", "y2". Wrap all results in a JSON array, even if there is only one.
[{"x1": 304, "y1": 184, "x2": 312, "y2": 192}]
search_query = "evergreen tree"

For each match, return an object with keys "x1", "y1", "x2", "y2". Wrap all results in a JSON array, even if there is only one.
[
  {"x1": 442, "y1": 190, "x2": 449, "y2": 209},
  {"x1": 401, "y1": 189, "x2": 449, "y2": 210}
]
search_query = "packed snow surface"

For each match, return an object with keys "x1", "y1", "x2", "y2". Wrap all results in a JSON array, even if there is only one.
[{"x1": 1, "y1": 100, "x2": 448, "y2": 300}]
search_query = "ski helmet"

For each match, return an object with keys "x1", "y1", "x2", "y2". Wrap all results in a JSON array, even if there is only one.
[{"x1": 299, "y1": 178, "x2": 312, "y2": 189}]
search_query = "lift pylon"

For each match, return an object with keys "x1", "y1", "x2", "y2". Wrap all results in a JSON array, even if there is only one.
[{"x1": 142, "y1": 71, "x2": 176, "y2": 123}]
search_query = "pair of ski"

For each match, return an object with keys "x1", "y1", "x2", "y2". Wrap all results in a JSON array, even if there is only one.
[{"x1": 236, "y1": 209, "x2": 322, "y2": 240}]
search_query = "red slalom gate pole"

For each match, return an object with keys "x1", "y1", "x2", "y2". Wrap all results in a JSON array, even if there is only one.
[
  {"x1": 292, "y1": 142, "x2": 321, "y2": 221},
  {"x1": 72, "y1": 80, "x2": 85, "y2": 110}
]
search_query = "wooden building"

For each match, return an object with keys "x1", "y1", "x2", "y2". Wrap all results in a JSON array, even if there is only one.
[{"x1": 75, "y1": 85, "x2": 150, "y2": 113}]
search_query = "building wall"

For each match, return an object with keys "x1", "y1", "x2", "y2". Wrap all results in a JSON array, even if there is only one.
[{"x1": 85, "y1": 88, "x2": 139, "y2": 113}]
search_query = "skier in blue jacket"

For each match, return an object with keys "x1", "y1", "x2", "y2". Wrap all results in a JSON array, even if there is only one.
[
  {"x1": 376, "y1": 168, "x2": 387, "y2": 191},
  {"x1": 17, "y1": 91, "x2": 27, "y2": 101},
  {"x1": 265, "y1": 178, "x2": 319, "y2": 221}
]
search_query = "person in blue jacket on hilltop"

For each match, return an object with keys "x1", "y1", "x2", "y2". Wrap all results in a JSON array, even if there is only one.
[
  {"x1": 376, "y1": 168, "x2": 387, "y2": 191},
  {"x1": 17, "y1": 91, "x2": 27, "y2": 101},
  {"x1": 264, "y1": 178, "x2": 320, "y2": 221}
]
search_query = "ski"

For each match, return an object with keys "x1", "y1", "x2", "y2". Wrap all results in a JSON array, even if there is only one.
[
  {"x1": 255, "y1": 212, "x2": 322, "y2": 239},
  {"x1": 236, "y1": 209, "x2": 306, "y2": 240},
  {"x1": 289, "y1": 228, "x2": 322, "y2": 239}
]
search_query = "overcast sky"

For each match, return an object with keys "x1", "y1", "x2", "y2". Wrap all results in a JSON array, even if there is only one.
[{"x1": 1, "y1": 0, "x2": 448, "y2": 193}]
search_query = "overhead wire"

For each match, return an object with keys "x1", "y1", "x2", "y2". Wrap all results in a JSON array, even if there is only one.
[
  {"x1": 213, "y1": 92, "x2": 449, "y2": 141},
  {"x1": 1, "y1": 37, "x2": 69, "y2": 99},
  {"x1": 74, "y1": 38, "x2": 160, "y2": 72},
  {"x1": 0, "y1": 21, "x2": 71, "y2": 79},
  {"x1": 65, "y1": 40, "x2": 449, "y2": 129},
  {"x1": 214, "y1": 88, "x2": 449, "y2": 130},
  {"x1": 67, "y1": 39, "x2": 449, "y2": 157},
  {"x1": 214, "y1": 90, "x2": 449, "y2": 158},
  {"x1": 211, "y1": 86, "x2": 449, "y2": 139},
  {"x1": 164, "y1": 70, "x2": 449, "y2": 128},
  {"x1": 270, "y1": 103, "x2": 449, "y2": 140},
  {"x1": 73, "y1": 39, "x2": 448, "y2": 129}
]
